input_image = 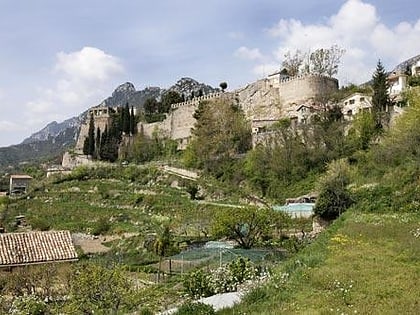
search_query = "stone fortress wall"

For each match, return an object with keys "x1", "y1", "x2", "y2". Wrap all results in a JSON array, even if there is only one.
[
  {"x1": 139, "y1": 74, "x2": 338, "y2": 149},
  {"x1": 74, "y1": 74, "x2": 339, "y2": 154},
  {"x1": 75, "y1": 106, "x2": 112, "y2": 153}
]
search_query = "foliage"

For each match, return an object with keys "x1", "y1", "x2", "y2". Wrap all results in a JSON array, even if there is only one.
[
  {"x1": 314, "y1": 159, "x2": 353, "y2": 220},
  {"x1": 408, "y1": 75, "x2": 420, "y2": 87},
  {"x1": 282, "y1": 49, "x2": 305, "y2": 76},
  {"x1": 244, "y1": 108, "x2": 348, "y2": 199},
  {"x1": 183, "y1": 270, "x2": 214, "y2": 298},
  {"x1": 127, "y1": 129, "x2": 178, "y2": 163},
  {"x1": 219, "y1": 82, "x2": 227, "y2": 92},
  {"x1": 183, "y1": 257, "x2": 260, "y2": 298},
  {"x1": 65, "y1": 263, "x2": 135, "y2": 314},
  {"x1": 185, "y1": 99, "x2": 251, "y2": 176},
  {"x1": 219, "y1": 212, "x2": 420, "y2": 314},
  {"x1": 307, "y1": 45, "x2": 345, "y2": 76},
  {"x1": 92, "y1": 217, "x2": 111, "y2": 235},
  {"x1": 346, "y1": 111, "x2": 377, "y2": 151},
  {"x1": 161, "y1": 90, "x2": 183, "y2": 112},
  {"x1": 211, "y1": 207, "x2": 276, "y2": 249},
  {"x1": 371, "y1": 60, "x2": 391, "y2": 129},
  {"x1": 9, "y1": 294, "x2": 47, "y2": 315},
  {"x1": 174, "y1": 302, "x2": 215, "y2": 315}
]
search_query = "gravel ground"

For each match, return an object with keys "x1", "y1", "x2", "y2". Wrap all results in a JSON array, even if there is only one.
[{"x1": 158, "y1": 291, "x2": 242, "y2": 314}]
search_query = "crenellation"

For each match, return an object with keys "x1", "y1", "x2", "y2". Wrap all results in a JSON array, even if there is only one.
[{"x1": 73, "y1": 73, "x2": 340, "y2": 157}]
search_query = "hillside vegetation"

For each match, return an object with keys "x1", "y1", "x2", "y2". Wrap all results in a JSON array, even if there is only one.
[{"x1": 1, "y1": 84, "x2": 419, "y2": 313}]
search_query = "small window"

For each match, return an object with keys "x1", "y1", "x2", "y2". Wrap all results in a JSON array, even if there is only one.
[
  {"x1": 349, "y1": 99, "x2": 355, "y2": 104},
  {"x1": 347, "y1": 110, "x2": 352, "y2": 116},
  {"x1": 360, "y1": 97, "x2": 365, "y2": 101}
]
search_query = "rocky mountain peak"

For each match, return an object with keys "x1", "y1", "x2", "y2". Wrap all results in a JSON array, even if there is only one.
[
  {"x1": 113, "y1": 82, "x2": 136, "y2": 95},
  {"x1": 168, "y1": 77, "x2": 218, "y2": 99}
]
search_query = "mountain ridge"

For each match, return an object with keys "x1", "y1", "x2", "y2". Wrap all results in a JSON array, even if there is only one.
[{"x1": 0, "y1": 77, "x2": 218, "y2": 170}]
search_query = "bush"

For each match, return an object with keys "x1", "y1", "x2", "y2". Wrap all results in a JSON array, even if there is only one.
[
  {"x1": 183, "y1": 270, "x2": 213, "y2": 298},
  {"x1": 174, "y1": 302, "x2": 215, "y2": 315},
  {"x1": 92, "y1": 217, "x2": 111, "y2": 236},
  {"x1": 314, "y1": 159, "x2": 353, "y2": 220}
]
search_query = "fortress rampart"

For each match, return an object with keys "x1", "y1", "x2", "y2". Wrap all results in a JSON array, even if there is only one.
[
  {"x1": 73, "y1": 74, "x2": 340, "y2": 155},
  {"x1": 170, "y1": 92, "x2": 224, "y2": 110},
  {"x1": 276, "y1": 74, "x2": 339, "y2": 105}
]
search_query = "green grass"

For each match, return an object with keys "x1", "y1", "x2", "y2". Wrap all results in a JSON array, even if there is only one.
[{"x1": 218, "y1": 210, "x2": 420, "y2": 314}]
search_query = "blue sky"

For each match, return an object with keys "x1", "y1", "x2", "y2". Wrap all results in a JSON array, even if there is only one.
[{"x1": 0, "y1": 0, "x2": 419, "y2": 147}]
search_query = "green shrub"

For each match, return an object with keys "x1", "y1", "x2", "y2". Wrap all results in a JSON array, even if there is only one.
[
  {"x1": 92, "y1": 217, "x2": 111, "y2": 236},
  {"x1": 183, "y1": 270, "x2": 213, "y2": 298},
  {"x1": 174, "y1": 302, "x2": 215, "y2": 315},
  {"x1": 242, "y1": 286, "x2": 268, "y2": 305}
]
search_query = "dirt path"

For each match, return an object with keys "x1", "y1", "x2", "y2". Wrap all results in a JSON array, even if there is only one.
[{"x1": 72, "y1": 232, "x2": 137, "y2": 254}]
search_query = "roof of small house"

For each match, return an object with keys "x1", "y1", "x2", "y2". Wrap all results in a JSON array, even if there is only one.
[
  {"x1": 0, "y1": 231, "x2": 78, "y2": 267},
  {"x1": 10, "y1": 175, "x2": 33, "y2": 180}
]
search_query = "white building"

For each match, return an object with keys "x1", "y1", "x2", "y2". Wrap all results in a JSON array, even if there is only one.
[
  {"x1": 341, "y1": 93, "x2": 372, "y2": 120},
  {"x1": 388, "y1": 72, "x2": 408, "y2": 97}
]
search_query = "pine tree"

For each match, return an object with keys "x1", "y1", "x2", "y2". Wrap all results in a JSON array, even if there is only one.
[{"x1": 372, "y1": 60, "x2": 391, "y2": 129}]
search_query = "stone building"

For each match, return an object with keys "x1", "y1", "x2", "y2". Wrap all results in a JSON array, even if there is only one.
[
  {"x1": 74, "y1": 106, "x2": 113, "y2": 153},
  {"x1": 9, "y1": 174, "x2": 32, "y2": 195}
]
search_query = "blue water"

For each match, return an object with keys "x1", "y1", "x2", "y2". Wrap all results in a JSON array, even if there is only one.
[{"x1": 273, "y1": 203, "x2": 314, "y2": 217}]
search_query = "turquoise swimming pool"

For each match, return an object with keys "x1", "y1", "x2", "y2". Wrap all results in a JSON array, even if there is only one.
[{"x1": 273, "y1": 203, "x2": 314, "y2": 218}]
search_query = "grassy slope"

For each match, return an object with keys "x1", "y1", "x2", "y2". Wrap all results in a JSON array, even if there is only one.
[{"x1": 219, "y1": 210, "x2": 420, "y2": 315}]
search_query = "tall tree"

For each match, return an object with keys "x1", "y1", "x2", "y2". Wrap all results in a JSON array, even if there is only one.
[
  {"x1": 371, "y1": 60, "x2": 391, "y2": 129},
  {"x1": 122, "y1": 103, "x2": 130, "y2": 134},
  {"x1": 95, "y1": 127, "x2": 101, "y2": 158},
  {"x1": 153, "y1": 224, "x2": 172, "y2": 282},
  {"x1": 219, "y1": 82, "x2": 228, "y2": 92},
  {"x1": 161, "y1": 91, "x2": 183, "y2": 113},
  {"x1": 308, "y1": 45, "x2": 345, "y2": 77},
  {"x1": 212, "y1": 207, "x2": 275, "y2": 249},
  {"x1": 185, "y1": 99, "x2": 251, "y2": 175},
  {"x1": 282, "y1": 49, "x2": 305, "y2": 76}
]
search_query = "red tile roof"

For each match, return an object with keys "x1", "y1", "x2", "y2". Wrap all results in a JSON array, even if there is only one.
[{"x1": 0, "y1": 231, "x2": 78, "y2": 267}]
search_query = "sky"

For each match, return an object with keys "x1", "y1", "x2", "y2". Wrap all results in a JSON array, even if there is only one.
[{"x1": 0, "y1": 0, "x2": 419, "y2": 147}]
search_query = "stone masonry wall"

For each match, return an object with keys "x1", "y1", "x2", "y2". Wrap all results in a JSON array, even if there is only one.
[{"x1": 277, "y1": 74, "x2": 339, "y2": 105}]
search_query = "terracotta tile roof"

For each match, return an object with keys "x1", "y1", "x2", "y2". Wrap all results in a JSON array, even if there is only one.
[{"x1": 0, "y1": 231, "x2": 78, "y2": 267}]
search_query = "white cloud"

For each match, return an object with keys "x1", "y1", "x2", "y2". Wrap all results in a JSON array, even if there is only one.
[
  {"x1": 234, "y1": 46, "x2": 264, "y2": 61},
  {"x1": 248, "y1": 0, "x2": 420, "y2": 85},
  {"x1": 24, "y1": 47, "x2": 124, "y2": 128},
  {"x1": 55, "y1": 47, "x2": 123, "y2": 82}
]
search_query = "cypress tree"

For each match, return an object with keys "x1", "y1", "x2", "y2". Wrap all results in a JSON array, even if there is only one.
[
  {"x1": 122, "y1": 103, "x2": 130, "y2": 134},
  {"x1": 99, "y1": 125, "x2": 108, "y2": 160},
  {"x1": 95, "y1": 127, "x2": 101, "y2": 158}
]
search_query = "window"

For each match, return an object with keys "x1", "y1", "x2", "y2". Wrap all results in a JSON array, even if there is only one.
[
  {"x1": 360, "y1": 97, "x2": 365, "y2": 102},
  {"x1": 349, "y1": 99, "x2": 355, "y2": 105}
]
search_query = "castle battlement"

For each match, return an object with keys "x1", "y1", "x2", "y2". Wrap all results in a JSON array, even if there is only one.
[
  {"x1": 268, "y1": 73, "x2": 339, "y2": 87},
  {"x1": 171, "y1": 92, "x2": 224, "y2": 110}
]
